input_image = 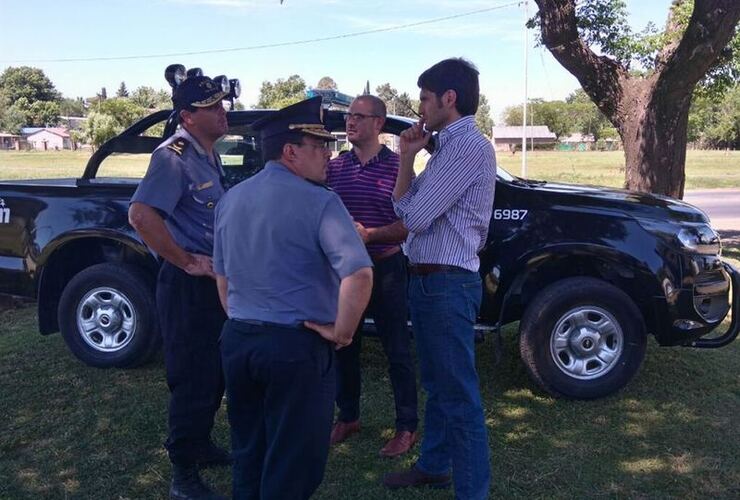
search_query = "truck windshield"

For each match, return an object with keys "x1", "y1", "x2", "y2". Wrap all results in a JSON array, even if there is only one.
[{"x1": 497, "y1": 165, "x2": 515, "y2": 182}]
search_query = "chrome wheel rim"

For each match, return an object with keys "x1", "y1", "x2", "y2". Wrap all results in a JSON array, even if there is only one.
[
  {"x1": 76, "y1": 287, "x2": 136, "y2": 353},
  {"x1": 549, "y1": 306, "x2": 623, "y2": 380}
]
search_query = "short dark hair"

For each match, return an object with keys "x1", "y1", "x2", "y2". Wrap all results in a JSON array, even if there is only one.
[
  {"x1": 417, "y1": 58, "x2": 480, "y2": 116},
  {"x1": 262, "y1": 131, "x2": 304, "y2": 161},
  {"x1": 176, "y1": 105, "x2": 197, "y2": 125},
  {"x1": 353, "y1": 95, "x2": 387, "y2": 118}
]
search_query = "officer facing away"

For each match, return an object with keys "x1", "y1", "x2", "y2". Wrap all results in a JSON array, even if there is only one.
[
  {"x1": 213, "y1": 96, "x2": 373, "y2": 499},
  {"x1": 129, "y1": 76, "x2": 231, "y2": 500}
]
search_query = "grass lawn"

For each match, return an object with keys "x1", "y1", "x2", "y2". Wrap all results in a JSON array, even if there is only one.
[
  {"x1": 1, "y1": 280, "x2": 738, "y2": 499},
  {"x1": 1, "y1": 149, "x2": 739, "y2": 190}
]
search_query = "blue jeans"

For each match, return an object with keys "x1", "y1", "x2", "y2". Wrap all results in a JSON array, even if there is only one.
[{"x1": 409, "y1": 270, "x2": 490, "y2": 500}]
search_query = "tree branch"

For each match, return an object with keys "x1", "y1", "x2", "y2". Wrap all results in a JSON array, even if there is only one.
[
  {"x1": 656, "y1": 0, "x2": 740, "y2": 98},
  {"x1": 533, "y1": 0, "x2": 629, "y2": 126}
]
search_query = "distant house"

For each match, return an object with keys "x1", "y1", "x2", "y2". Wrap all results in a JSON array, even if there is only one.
[
  {"x1": 559, "y1": 132, "x2": 620, "y2": 151},
  {"x1": 492, "y1": 125, "x2": 556, "y2": 152},
  {"x1": 25, "y1": 127, "x2": 75, "y2": 151},
  {"x1": 0, "y1": 133, "x2": 23, "y2": 150},
  {"x1": 559, "y1": 133, "x2": 595, "y2": 151}
]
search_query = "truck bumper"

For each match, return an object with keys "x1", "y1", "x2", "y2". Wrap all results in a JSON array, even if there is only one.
[{"x1": 684, "y1": 261, "x2": 739, "y2": 348}]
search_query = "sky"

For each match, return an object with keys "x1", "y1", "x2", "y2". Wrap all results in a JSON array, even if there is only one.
[{"x1": 0, "y1": 0, "x2": 675, "y2": 121}]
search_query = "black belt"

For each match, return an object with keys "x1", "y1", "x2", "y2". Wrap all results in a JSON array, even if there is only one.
[
  {"x1": 232, "y1": 318, "x2": 307, "y2": 331},
  {"x1": 408, "y1": 264, "x2": 469, "y2": 276}
]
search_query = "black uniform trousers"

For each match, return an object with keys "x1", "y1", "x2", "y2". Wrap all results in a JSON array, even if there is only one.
[
  {"x1": 220, "y1": 319, "x2": 336, "y2": 500},
  {"x1": 335, "y1": 251, "x2": 418, "y2": 431},
  {"x1": 157, "y1": 261, "x2": 226, "y2": 466}
]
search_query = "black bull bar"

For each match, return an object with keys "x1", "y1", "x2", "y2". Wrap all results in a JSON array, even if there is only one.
[{"x1": 687, "y1": 261, "x2": 739, "y2": 348}]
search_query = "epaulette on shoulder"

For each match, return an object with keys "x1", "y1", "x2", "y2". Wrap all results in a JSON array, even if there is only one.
[
  {"x1": 167, "y1": 138, "x2": 190, "y2": 156},
  {"x1": 306, "y1": 178, "x2": 333, "y2": 191}
]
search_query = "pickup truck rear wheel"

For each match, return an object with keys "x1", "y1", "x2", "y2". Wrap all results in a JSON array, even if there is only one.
[
  {"x1": 519, "y1": 277, "x2": 647, "y2": 399},
  {"x1": 58, "y1": 263, "x2": 160, "y2": 368}
]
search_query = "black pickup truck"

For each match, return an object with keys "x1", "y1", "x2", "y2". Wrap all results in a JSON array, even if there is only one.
[{"x1": 0, "y1": 105, "x2": 736, "y2": 400}]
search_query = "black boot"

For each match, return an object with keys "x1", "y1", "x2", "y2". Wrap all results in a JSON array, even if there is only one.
[
  {"x1": 196, "y1": 440, "x2": 232, "y2": 468},
  {"x1": 170, "y1": 463, "x2": 226, "y2": 500}
]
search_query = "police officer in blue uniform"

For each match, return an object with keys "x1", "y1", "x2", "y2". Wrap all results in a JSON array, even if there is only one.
[
  {"x1": 213, "y1": 96, "x2": 374, "y2": 499},
  {"x1": 129, "y1": 76, "x2": 231, "y2": 500}
]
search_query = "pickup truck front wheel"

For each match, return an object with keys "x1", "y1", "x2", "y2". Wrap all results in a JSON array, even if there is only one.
[
  {"x1": 58, "y1": 263, "x2": 160, "y2": 368},
  {"x1": 519, "y1": 277, "x2": 647, "y2": 399}
]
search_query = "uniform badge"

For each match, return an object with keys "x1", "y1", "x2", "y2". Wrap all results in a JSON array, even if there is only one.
[{"x1": 167, "y1": 138, "x2": 189, "y2": 156}]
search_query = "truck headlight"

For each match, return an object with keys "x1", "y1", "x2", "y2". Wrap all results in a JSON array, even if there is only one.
[
  {"x1": 639, "y1": 220, "x2": 721, "y2": 255},
  {"x1": 677, "y1": 225, "x2": 721, "y2": 255}
]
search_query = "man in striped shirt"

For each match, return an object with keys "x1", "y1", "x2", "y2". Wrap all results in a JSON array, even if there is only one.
[
  {"x1": 383, "y1": 58, "x2": 496, "y2": 500},
  {"x1": 325, "y1": 95, "x2": 419, "y2": 458}
]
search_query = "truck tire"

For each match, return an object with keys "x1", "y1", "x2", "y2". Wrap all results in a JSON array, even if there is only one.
[
  {"x1": 519, "y1": 277, "x2": 647, "y2": 399},
  {"x1": 58, "y1": 262, "x2": 160, "y2": 368}
]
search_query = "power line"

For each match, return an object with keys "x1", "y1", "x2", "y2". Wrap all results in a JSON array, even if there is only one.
[{"x1": 1, "y1": 1, "x2": 521, "y2": 64}]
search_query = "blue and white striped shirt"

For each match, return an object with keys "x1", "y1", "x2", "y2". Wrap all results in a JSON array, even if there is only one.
[{"x1": 393, "y1": 115, "x2": 496, "y2": 272}]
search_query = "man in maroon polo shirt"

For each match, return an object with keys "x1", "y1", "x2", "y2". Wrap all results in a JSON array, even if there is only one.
[{"x1": 325, "y1": 95, "x2": 419, "y2": 457}]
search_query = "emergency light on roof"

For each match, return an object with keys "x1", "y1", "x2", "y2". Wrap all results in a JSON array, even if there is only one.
[
  {"x1": 306, "y1": 89, "x2": 353, "y2": 110},
  {"x1": 164, "y1": 64, "x2": 241, "y2": 102}
]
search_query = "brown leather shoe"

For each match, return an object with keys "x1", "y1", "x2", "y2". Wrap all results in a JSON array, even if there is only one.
[
  {"x1": 330, "y1": 420, "x2": 360, "y2": 445},
  {"x1": 382, "y1": 466, "x2": 451, "y2": 490},
  {"x1": 379, "y1": 431, "x2": 417, "y2": 457}
]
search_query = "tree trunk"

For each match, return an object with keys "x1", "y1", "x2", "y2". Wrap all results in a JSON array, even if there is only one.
[
  {"x1": 533, "y1": 0, "x2": 740, "y2": 200},
  {"x1": 620, "y1": 77, "x2": 692, "y2": 198}
]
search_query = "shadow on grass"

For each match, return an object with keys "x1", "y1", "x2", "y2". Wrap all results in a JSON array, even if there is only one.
[{"x1": 1, "y1": 307, "x2": 738, "y2": 499}]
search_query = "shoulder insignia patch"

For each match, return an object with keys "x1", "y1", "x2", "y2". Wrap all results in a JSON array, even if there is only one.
[{"x1": 167, "y1": 138, "x2": 190, "y2": 156}]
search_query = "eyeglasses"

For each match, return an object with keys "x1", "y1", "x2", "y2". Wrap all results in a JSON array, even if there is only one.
[{"x1": 344, "y1": 112, "x2": 380, "y2": 122}]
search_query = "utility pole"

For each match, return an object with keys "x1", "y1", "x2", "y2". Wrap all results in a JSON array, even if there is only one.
[{"x1": 521, "y1": 0, "x2": 528, "y2": 177}]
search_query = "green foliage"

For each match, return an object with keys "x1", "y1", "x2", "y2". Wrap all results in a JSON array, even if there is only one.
[
  {"x1": 76, "y1": 99, "x2": 147, "y2": 148},
  {"x1": 0, "y1": 66, "x2": 62, "y2": 131},
  {"x1": 576, "y1": 0, "x2": 635, "y2": 63},
  {"x1": 0, "y1": 66, "x2": 60, "y2": 103},
  {"x1": 77, "y1": 111, "x2": 119, "y2": 148},
  {"x1": 475, "y1": 94, "x2": 494, "y2": 137},
  {"x1": 116, "y1": 81, "x2": 129, "y2": 98},
  {"x1": 27, "y1": 100, "x2": 61, "y2": 127},
  {"x1": 1, "y1": 96, "x2": 60, "y2": 128},
  {"x1": 130, "y1": 86, "x2": 171, "y2": 109},
  {"x1": 98, "y1": 98, "x2": 145, "y2": 127},
  {"x1": 529, "y1": 0, "x2": 740, "y2": 98},
  {"x1": 0, "y1": 104, "x2": 27, "y2": 134},
  {"x1": 565, "y1": 89, "x2": 616, "y2": 141},
  {"x1": 97, "y1": 98, "x2": 147, "y2": 129},
  {"x1": 503, "y1": 90, "x2": 618, "y2": 141},
  {"x1": 59, "y1": 97, "x2": 86, "y2": 117},
  {"x1": 256, "y1": 75, "x2": 306, "y2": 109},
  {"x1": 315, "y1": 76, "x2": 337, "y2": 90},
  {"x1": 375, "y1": 83, "x2": 419, "y2": 118},
  {"x1": 689, "y1": 84, "x2": 740, "y2": 148}
]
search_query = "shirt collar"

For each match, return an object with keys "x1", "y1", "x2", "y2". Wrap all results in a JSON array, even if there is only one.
[
  {"x1": 437, "y1": 115, "x2": 476, "y2": 149},
  {"x1": 177, "y1": 128, "x2": 208, "y2": 157},
  {"x1": 350, "y1": 144, "x2": 391, "y2": 165}
]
